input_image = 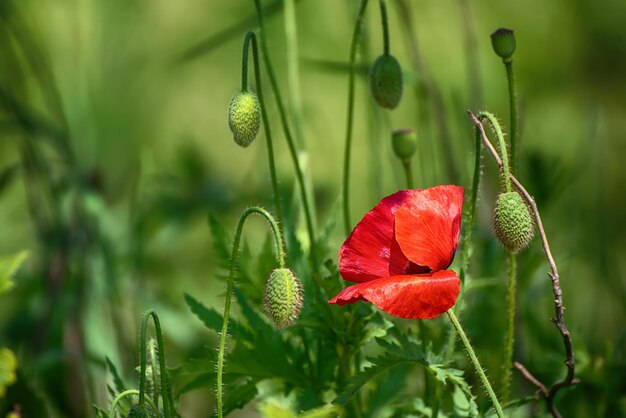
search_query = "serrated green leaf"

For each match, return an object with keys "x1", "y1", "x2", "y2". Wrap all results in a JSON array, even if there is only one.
[
  {"x1": 184, "y1": 293, "x2": 252, "y2": 340},
  {"x1": 0, "y1": 347, "x2": 18, "y2": 398},
  {"x1": 207, "y1": 213, "x2": 232, "y2": 269},
  {"x1": 92, "y1": 403, "x2": 109, "y2": 418},
  {"x1": 299, "y1": 404, "x2": 343, "y2": 418},
  {"x1": 333, "y1": 354, "x2": 412, "y2": 406},
  {"x1": 0, "y1": 250, "x2": 28, "y2": 295},
  {"x1": 105, "y1": 356, "x2": 127, "y2": 395},
  {"x1": 259, "y1": 402, "x2": 296, "y2": 418}
]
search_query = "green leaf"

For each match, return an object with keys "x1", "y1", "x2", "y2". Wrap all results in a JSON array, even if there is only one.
[
  {"x1": 258, "y1": 402, "x2": 297, "y2": 418},
  {"x1": 105, "y1": 356, "x2": 127, "y2": 395},
  {"x1": 0, "y1": 250, "x2": 28, "y2": 295},
  {"x1": 0, "y1": 347, "x2": 18, "y2": 398},
  {"x1": 207, "y1": 213, "x2": 232, "y2": 270},
  {"x1": 209, "y1": 377, "x2": 259, "y2": 418},
  {"x1": 333, "y1": 354, "x2": 412, "y2": 406},
  {"x1": 184, "y1": 293, "x2": 253, "y2": 340}
]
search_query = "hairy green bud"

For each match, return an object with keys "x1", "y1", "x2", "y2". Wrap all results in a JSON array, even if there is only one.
[
  {"x1": 263, "y1": 268, "x2": 303, "y2": 329},
  {"x1": 127, "y1": 404, "x2": 150, "y2": 418},
  {"x1": 228, "y1": 91, "x2": 260, "y2": 147},
  {"x1": 494, "y1": 191, "x2": 534, "y2": 252},
  {"x1": 369, "y1": 54, "x2": 403, "y2": 109},
  {"x1": 491, "y1": 28, "x2": 516, "y2": 62},
  {"x1": 392, "y1": 129, "x2": 417, "y2": 160}
]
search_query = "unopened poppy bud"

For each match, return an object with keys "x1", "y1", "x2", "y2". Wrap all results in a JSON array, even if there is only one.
[
  {"x1": 491, "y1": 28, "x2": 516, "y2": 62},
  {"x1": 263, "y1": 268, "x2": 303, "y2": 329},
  {"x1": 494, "y1": 191, "x2": 534, "y2": 252},
  {"x1": 369, "y1": 54, "x2": 403, "y2": 109},
  {"x1": 228, "y1": 91, "x2": 260, "y2": 147},
  {"x1": 392, "y1": 129, "x2": 417, "y2": 160},
  {"x1": 127, "y1": 404, "x2": 150, "y2": 418}
]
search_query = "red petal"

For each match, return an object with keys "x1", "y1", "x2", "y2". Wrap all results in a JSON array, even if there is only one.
[
  {"x1": 339, "y1": 190, "x2": 418, "y2": 283},
  {"x1": 328, "y1": 270, "x2": 460, "y2": 319},
  {"x1": 394, "y1": 185, "x2": 464, "y2": 272}
]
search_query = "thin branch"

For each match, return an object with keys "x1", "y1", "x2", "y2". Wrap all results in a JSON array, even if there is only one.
[{"x1": 468, "y1": 110, "x2": 576, "y2": 418}]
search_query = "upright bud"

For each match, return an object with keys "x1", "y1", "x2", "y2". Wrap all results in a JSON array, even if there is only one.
[
  {"x1": 491, "y1": 28, "x2": 516, "y2": 62},
  {"x1": 228, "y1": 91, "x2": 261, "y2": 147},
  {"x1": 493, "y1": 191, "x2": 534, "y2": 252},
  {"x1": 392, "y1": 129, "x2": 417, "y2": 161},
  {"x1": 369, "y1": 54, "x2": 403, "y2": 109},
  {"x1": 263, "y1": 268, "x2": 303, "y2": 329}
]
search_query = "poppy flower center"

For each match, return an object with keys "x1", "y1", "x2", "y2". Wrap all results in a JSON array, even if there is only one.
[{"x1": 404, "y1": 261, "x2": 431, "y2": 275}]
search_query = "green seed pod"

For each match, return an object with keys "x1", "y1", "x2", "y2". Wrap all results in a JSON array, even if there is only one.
[
  {"x1": 369, "y1": 54, "x2": 403, "y2": 109},
  {"x1": 494, "y1": 191, "x2": 534, "y2": 253},
  {"x1": 263, "y1": 268, "x2": 303, "y2": 329},
  {"x1": 392, "y1": 129, "x2": 417, "y2": 160},
  {"x1": 491, "y1": 28, "x2": 516, "y2": 61},
  {"x1": 228, "y1": 91, "x2": 261, "y2": 147}
]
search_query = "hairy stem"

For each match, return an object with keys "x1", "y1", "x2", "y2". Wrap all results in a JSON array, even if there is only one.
[
  {"x1": 241, "y1": 31, "x2": 284, "y2": 233},
  {"x1": 505, "y1": 60, "x2": 517, "y2": 172},
  {"x1": 379, "y1": 0, "x2": 390, "y2": 55},
  {"x1": 469, "y1": 110, "x2": 576, "y2": 418},
  {"x1": 447, "y1": 310, "x2": 505, "y2": 418},
  {"x1": 107, "y1": 389, "x2": 158, "y2": 418},
  {"x1": 342, "y1": 0, "x2": 370, "y2": 235},
  {"x1": 501, "y1": 251, "x2": 517, "y2": 402},
  {"x1": 216, "y1": 207, "x2": 284, "y2": 418},
  {"x1": 254, "y1": 0, "x2": 318, "y2": 266},
  {"x1": 139, "y1": 310, "x2": 173, "y2": 418}
]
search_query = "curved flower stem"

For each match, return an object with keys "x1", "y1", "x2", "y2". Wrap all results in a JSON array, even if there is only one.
[
  {"x1": 469, "y1": 110, "x2": 576, "y2": 418},
  {"x1": 107, "y1": 389, "x2": 159, "y2": 418},
  {"x1": 379, "y1": 0, "x2": 390, "y2": 56},
  {"x1": 216, "y1": 207, "x2": 285, "y2": 418},
  {"x1": 478, "y1": 111, "x2": 516, "y2": 400},
  {"x1": 504, "y1": 60, "x2": 517, "y2": 172},
  {"x1": 138, "y1": 310, "x2": 173, "y2": 418},
  {"x1": 253, "y1": 0, "x2": 318, "y2": 267},
  {"x1": 478, "y1": 111, "x2": 511, "y2": 192},
  {"x1": 446, "y1": 310, "x2": 505, "y2": 418},
  {"x1": 241, "y1": 32, "x2": 283, "y2": 234},
  {"x1": 342, "y1": 0, "x2": 370, "y2": 235}
]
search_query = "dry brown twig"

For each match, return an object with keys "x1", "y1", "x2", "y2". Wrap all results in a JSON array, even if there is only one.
[{"x1": 467, "y1": 110, "x2": 577, "y2": 418}]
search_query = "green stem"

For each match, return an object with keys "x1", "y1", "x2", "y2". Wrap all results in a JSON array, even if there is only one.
[
  {"x1": 217, "y1": 207, "x2": 285, "y2": 418},
  {"x1": 504, "y1": 60, "x2": 517, "y2": 172},
  {"x1": 342, "y1": 0, "x2": 370, "y2": 235},
  {"x1": 444, "y1": 124, "x2": 483, "y2": 360},
  {"x1": 446, "y1": 310, "x2": 505, "y2": 418},
  {"x1": 478, "y1": 111, "x2": 511, "y2": 192},
  {"x1": 107, "y1": 389, "x2": 159, "y2": 418},
  {"x1": 428, "y1": 368, "x2": 441, "y2": 418},
  {"x1": 401, "y1": 159, "x2": 414, "y2": 189},
  {"x1": 283, "y1": 0, "x2": 305, "y2": 147},
  {"x1": 501, "y1": 251, "x2": 517, "y2": 402},
  {"x1": 253, "y1": 0, "x2": 318, "y2": 267},
  {"x1": 139, "y1": 310, "x2": 173, "y2": 418},
  {"x1": 379, "y1": 0, "x2": 390, "y2": 55},
  {"x1": 241, "y1": 32, "x2": 284, "y2": 233}
]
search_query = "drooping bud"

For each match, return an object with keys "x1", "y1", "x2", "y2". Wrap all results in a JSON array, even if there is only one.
[
  {"x1": 392, "y1": 129, "x2": 417, "y2": 161},
  {"x1": 369, "y1": 54, "x2": 403, "y2": 109},
  {"x1": 263, "y1": 268, "x2": 303, "y2": 329},
  {"x1": 228, "y1": 91, "x2": 261, "y2": 147},
  {"x1": 493, "y1": 191, "x2": 534, "y2": 252},
  {"x1": 127, "y1": 404, "x2": 150, "y2": 418},
  {"x1": 491, "y1": 28, "x2": 516, "y2": 62}
]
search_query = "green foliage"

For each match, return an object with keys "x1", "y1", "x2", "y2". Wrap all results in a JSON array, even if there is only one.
[{"x1": 0, "y1": 251, "x2": 27, "y2": 295}]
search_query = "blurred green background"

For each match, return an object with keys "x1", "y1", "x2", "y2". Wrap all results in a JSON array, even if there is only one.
[{"x1": 0, "y1": 0, "x2": 625, "y2": 416}]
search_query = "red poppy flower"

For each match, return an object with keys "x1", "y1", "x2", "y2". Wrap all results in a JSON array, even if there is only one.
[{"x1": 329, "y1": 185, "x2": 464, "y2": 319}]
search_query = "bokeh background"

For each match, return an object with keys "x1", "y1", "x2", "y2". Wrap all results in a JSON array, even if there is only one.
[{"x1": 0, "y1": 0, "x2": 625, "y2": 416}]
